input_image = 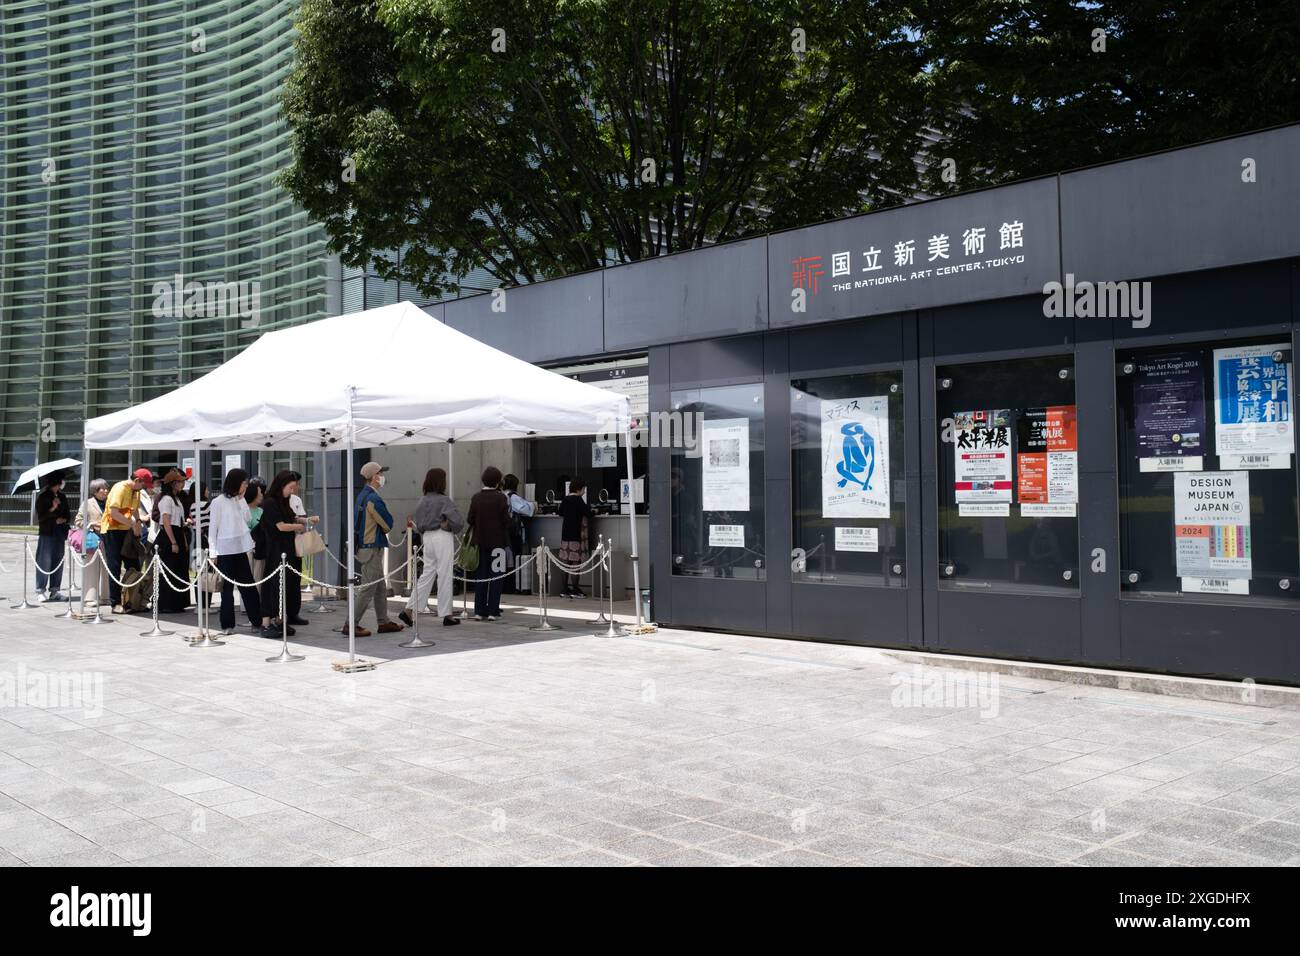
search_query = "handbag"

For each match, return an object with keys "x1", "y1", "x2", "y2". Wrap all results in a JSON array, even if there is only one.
[
  {"x1": 67, "y1": 528, "x2": 84, "y2": 553},
  {"x1": 455, "y1": 530, "x2": 479, "y2": 571},
  {"x1": 296, "y1": 527, "x2": 325, "y2": 558}
]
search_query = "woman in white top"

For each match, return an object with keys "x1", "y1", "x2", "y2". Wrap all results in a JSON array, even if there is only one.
[
  {"x1": 74, "y1": 478, "x2": 110, "y2": 607},
  {"x1": 207, "y1": 468, "x2": 263, "y2": 633},
  {"x1": 152, "y1": 469, "x2": 192, "y2": 613}
]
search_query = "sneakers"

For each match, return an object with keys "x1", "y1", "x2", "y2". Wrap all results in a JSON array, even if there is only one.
[
  {"x1": 259, "y1": 626, "x2": 281, "y2": 639},
  {"x1": 486, "y1": 614, "x2": 499, "y2": 621},
  {"x1": 473, "y1": 615, "x2": 488, "y2": 622},
  {"x1": 442, "y1": 616, "x2": 460, "y2": 627},
  {"x1": 376, "y1": 621, "x2": 404, "y2": 634},
  {"x1": 288, "y1": 617, "x2": 310, "y2": 627}
]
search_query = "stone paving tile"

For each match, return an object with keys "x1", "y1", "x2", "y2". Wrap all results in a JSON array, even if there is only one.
[{"x1": 1, "y1": 540, "x2": 1299, "y2": 866}]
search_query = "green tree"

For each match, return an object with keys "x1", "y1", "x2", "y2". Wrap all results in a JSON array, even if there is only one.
[
  {"x1": 280, "y1": 0, "x2": 932, "y2": 297},
  {"x1": 915, "y1": 0, "x2": 1300, "y2": 193}
]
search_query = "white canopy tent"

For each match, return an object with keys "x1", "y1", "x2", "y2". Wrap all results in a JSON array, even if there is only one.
[{"x1": 84, "y1": 301, "x2": 643, "y2": 661}]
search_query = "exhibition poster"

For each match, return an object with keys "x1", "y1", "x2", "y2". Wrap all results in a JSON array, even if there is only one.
[{"x1": 821, "y1": 395, "x2": 890, "y2": 518}]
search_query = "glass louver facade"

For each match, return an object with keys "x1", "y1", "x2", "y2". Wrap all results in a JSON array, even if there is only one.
[{"x1": 0, "y1": 0, "x2": 332, "y2": 491}]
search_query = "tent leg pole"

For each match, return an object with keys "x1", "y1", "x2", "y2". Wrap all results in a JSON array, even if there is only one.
[
  {"x1": 346, "y1": 423, "x2": 356, "y2": 663},
  {"x1": 448, "y1": 436, "x2": 463, "y2": 619},
  {"x1": 625, "y1": 425, "x2": 645, "y2": 630},
  {"x1": 193, "y1": 442, "x2": 203, "y2": 640}
]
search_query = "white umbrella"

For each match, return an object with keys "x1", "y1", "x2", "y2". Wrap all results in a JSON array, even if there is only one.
[{"x1": 10, "y1": 457, "x2": 81, "y2": 494}]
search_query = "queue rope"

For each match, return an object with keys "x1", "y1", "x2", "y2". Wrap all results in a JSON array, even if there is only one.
[
  {"x1": 544, "y1": 543, "x2": 608, "y2": 576},
  {"x1": 24, "y1": 539, "x2": 67, "y2": 576}
]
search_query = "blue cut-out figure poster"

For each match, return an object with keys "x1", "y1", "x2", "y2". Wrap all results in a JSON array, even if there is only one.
[
  {"x1": 836, "y1": 422, "x2": 876, "y2": 491},
  {"x1": 821, "y1": 395, "x2": 890, "y2": 518}
]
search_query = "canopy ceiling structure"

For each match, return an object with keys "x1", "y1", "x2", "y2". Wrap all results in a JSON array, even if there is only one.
[
  {"x1": 85, "y1": 301, "x2": 630, "y2": 451},
  {"x1": 81, "y1": 301, "x2": 643, "y2": 658}
]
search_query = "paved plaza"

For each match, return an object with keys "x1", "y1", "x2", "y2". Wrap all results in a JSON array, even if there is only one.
[{"x1": 1, "y1": 536, "x2": 1299, "y2": 867}]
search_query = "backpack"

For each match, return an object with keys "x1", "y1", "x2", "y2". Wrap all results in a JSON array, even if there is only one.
[{"x1": 121, "y1": 568, "x2": 152, "y2": 612}]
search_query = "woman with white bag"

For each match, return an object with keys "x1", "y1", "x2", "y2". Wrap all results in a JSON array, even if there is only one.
[{"x1": 257, "y1": 470, "x2": 320, "y2": 636}]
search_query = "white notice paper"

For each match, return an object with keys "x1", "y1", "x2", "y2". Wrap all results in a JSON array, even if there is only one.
[
  {"x1": 834, "y1": 527, "x2": 879, "y2": 552},
  {"x1": 708, "y1": 524, "x2": 744, "y2": 548},
  {"x1": 702, "y1": 418, "x2": 749, "y2": 512}
]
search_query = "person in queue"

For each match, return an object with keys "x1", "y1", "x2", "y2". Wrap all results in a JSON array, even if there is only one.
[
  {"x1": 501, "y1": 473, "x2": 535, "y2": 595},
  {"x1": 558, "y1": 477, "x2": 595, "y2": 598},
  {"x1": 100, "y1": 467, "x2": 153, "y2": 614},
  {"x1": 400, "y1": 467, "x2": 463, "y2": 628},
  {"x1": 258, "y1": 469, "x2": 318, "y2": 636},
  {"x1": 466, "y1": 465, "x2": 510, "y2": 621},
  {"x1": 153, "y1": 469, "x2": 192, "y2": 613},
  {"x1": 74, "y1": 478, "x2": 110, "y2": 609},
  {"x1": 34, "y1": 472, "x2": 70, "y2": 602},
  {"x1": 207, "y1": 467, "x2": 263, "y2": 634},
  {"x1": 342, "y1": 460, "x2": 403, "y2": 637},
  {"x1": 245, "y1": 476, "x2": 267, "y2": 586}
]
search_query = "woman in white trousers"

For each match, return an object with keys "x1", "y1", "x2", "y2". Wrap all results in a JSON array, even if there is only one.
[{"x1": 399, "y1": 467, "x2": 463, "y2": 627}]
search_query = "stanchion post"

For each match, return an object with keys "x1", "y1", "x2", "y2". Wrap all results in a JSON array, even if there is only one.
[
  {"x1": 310, "y1": 462, "x2": 335, "y2": 613},
  {"x1": 11, "y1": 536, "x2": 36, "y2": 609},
  {"x1": 594, "y1": 536, "x2": 610, "y2": 625},
  {"x1": 189, "y1": 549, "x2": 226, "y2": 647},
  {"x1": 267, "y1": 553, "x2": 304, "y2": 663},
  {"x1": 139, "y1": 554, "x2": 174, "y2": 637},
  {"x1": 529, "y1": 539, "x2": 561, "y2": 632},
  {"x1": 83, "y1": 550, "x2": 114, "y2": 625},
  {"x1": 602, "y1": 544, "x2": 620, "y2": 638},
  {"x1": 399, "y1": 544, "x2": 437, "y2": 649},
  {"x1": 53, "y1": 538, "x2": 78, "y2": 618}
]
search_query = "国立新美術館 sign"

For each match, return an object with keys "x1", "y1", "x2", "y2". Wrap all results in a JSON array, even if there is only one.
[{"x1": 767, "y1": 176, "x2": 1061, "y2": 327}]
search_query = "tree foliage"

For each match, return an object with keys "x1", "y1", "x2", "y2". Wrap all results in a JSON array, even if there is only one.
[{"x1": 281, "y1": 0, "x2": 1300, "y2": 296}]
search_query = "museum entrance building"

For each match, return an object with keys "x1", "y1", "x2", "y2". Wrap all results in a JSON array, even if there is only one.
[{"x1": 423, "y1": 124, "x2": 1300, "y2": 684}]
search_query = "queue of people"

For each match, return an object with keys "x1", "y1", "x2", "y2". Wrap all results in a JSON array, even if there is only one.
[{"x1": 28, "y1": 455, "x2": 602, "y2": 635}]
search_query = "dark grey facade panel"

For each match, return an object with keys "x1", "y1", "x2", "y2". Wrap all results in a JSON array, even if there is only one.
[
  {"x1": 767, "y1": 176, "x2": 1061, "y2": 328},
  {"x1": 1060, "y1": 124, "x2": 1300, "y2": 283},
  {"x1": 443, "y1": 269, "x2": 602, "y2": 364},
  {"x1": 603, "y1": 237, "x2": 768, "y2": 351}
]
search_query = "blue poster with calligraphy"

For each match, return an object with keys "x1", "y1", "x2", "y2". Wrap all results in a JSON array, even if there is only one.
[{"x1": 1213, "y1": 343, "x2": 1293, "y2": 469}]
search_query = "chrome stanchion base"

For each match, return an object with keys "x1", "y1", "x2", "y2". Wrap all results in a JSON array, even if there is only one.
[
  {"x1": 600, "y1": 617, "x2": 621, "y2": 638},
  {"x1": 53, "y1": 601, "x2": 79, "y2": 620},
  {"x1": 265, "y1": 645, "x2": 305, "y2": 663},
  {"x1": 188, "y1": 631, "x2": 226, "y2": 647},
  {"x1": 10, "y1": 599, "x2": 37, "y2": 610},
  {"x1": 398, "y1": 634, "x2": 437, "y2": 648},
  {"x1": 139, "y1": 623, "x2": 175, "y2": 637},
  {"x1": 529, "y1": 619, "x2": 563, "y2": 631},
  {"x1": 82, "y1": 607, "x2": 115, "y2": 625}
]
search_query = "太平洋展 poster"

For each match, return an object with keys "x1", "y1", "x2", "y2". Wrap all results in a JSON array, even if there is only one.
[
  {"x1": 954, "y1": 409, "x2": 1013, "y2": 513},
  {"x1": 1213, "y1": 343, "x2": 1292, "y2": 469},
  {"x1": 1173, "y1": 471, "x2": 1252, "y2": 589},
  {"x1": 701, "y1": 417, "x2": 749, "y2": 512},
  {"x1": 1016, "y1": 405, "x2": 1078, "y2": 517},
  {"x1": 821, "y1": 395, "x2": 890, "y2": 519},
  {"x1": 1134, "y1": 352, "x2": 1205, "y2": 472}
]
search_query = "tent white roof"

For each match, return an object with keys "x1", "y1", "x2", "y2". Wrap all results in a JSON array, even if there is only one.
[{"x1": 85, "y1": 301, "x2": 630, "y2": 451}]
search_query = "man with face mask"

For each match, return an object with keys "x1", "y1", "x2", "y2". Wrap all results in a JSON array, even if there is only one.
[{"x1": 341, "y1": 460, "x2": 404, "y2": 637}]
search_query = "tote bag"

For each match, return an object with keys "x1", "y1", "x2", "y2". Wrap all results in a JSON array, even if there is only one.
[{"x1": 295, "y1": 528, "x2": 325, "y2": 558}]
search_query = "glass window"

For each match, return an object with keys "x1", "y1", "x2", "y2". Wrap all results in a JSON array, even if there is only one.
[
  {"x1": 671, "y1": 382, "x2": 765, "y2": 580},
  {"x1": 937, "y1": 356, "x2": 1079, "y2": 593},
  {"x1": 791, "y1": 370, "x2": 905, "y2": 587},
  {"x1": 1117, "y1": 338, "x2": 1298, "y2": 602}
]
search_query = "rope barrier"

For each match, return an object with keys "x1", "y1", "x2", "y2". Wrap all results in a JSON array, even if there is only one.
[
  {"x1": 25, "y1": 539, "x2": 67, "y2": 576},
  {"x1": 544, "y1": 544, "x2": 607, "y2": 576}
]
